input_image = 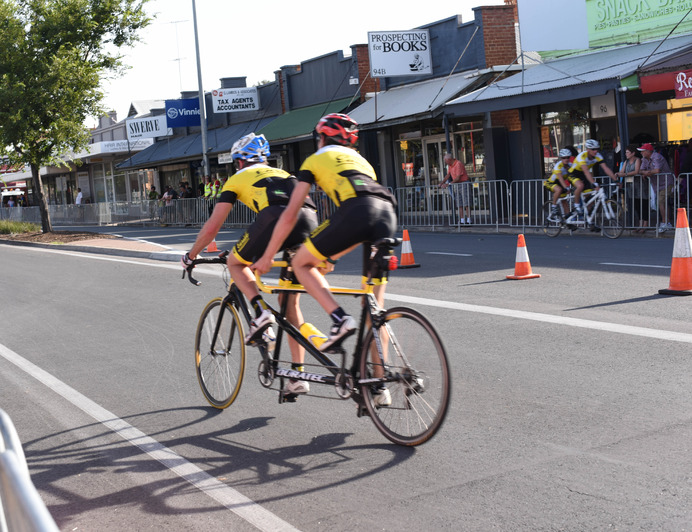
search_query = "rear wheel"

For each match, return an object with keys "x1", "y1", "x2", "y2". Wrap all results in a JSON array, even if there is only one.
[
  {"x1": 195, "y1": 298, "x2": 246, "y2": 408},
  {"x1": 542, "y1": 201, "x2": 562, "y2": 237},
  {"x1": 360, "y1": 307, "x2": 451, "y2": 446},
  {"x1": 599, "y1": 199, "x2": 624, "y2": 239}
]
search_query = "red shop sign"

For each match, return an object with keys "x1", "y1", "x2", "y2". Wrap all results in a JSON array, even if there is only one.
[{"x1": 674, "y1": 70, "x2": 692, "y2": 100}]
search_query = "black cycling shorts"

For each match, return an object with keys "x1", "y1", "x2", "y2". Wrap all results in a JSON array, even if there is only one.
[
  {"x1": 304, "y1": 195, "x2": 397, "y2": 283},
  {"x1": 233, "y1": 205, "x2": 318, "y2": 264}
]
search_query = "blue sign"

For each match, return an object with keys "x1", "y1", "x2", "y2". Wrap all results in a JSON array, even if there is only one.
[{"x1": 165, "y1": 98, "x2": 201, "y2": 127}]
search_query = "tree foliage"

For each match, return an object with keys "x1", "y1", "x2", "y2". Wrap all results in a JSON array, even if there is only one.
[{"x1": 0, "y1": 0, "x2": 151, "y2": 231}]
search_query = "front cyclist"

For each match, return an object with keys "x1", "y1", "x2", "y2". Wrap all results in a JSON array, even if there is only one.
[
  {"x1": 567, "y1": 139, "x2": 618, "y2": 220},
  {"x1": 182, "y1": 133, "x2": 318, "y2": 395},
  {"x1": 252, "y1": 114, "x2": 398, "y2": 405},
  {"x1": 544, "y1": 148, "x2": 573, "y2": 221}
]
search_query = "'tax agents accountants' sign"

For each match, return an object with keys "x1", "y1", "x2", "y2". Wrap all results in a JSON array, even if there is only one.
[
  {"x1": 165, "y1": 97, "x2": 201, "y2": 127},
  {"x1": 212, "y1": 87, "x2": 259, "y2": 113},
  {"x1": 126, "y1": 115, "x2": 172, "y2": 141},
  {"x1": 368, "y1": 30, "x2": 432, "y2": 78}
]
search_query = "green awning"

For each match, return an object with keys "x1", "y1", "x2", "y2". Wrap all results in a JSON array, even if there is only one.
[{"x1": 258, "y1": 97, "x2": 354, "y2": 143}]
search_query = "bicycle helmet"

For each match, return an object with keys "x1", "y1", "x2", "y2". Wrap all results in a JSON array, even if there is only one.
[
  {"x1": 585, "y1": 139, "x2": 600, "y2": 150},
  {"x1": 315, "y1": 113, "x2": 358, "y2": 146},
  {"x1": 231, "y1": 133, "x2": 270, "y2": 163},
  {"x1": 558, "y1": 148, "x2": 572, "y2": 158}
]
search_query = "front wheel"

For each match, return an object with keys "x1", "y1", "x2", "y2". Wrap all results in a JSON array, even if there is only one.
[
  {"x1": 542, "y1": 201, "x2": 562, "y2": 237},
  {"x1": 360, "y1": 307, "x2": 451, "y2": 446},
  {"x1": 195, "y1": 298, "x2": 246, "y2": 408},
  {"x1": 599, "y1": 199, "x2": 624, "y2": 239}
]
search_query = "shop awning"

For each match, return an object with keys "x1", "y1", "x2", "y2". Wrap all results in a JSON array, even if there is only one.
[
  {"x1": 445, "y1": 34, "x2": 692, "y2": 117},
  {"x1": 257, "y1": 97, "x2": 355, "y2": 143},
  {"x1": 349, "y1": 70, "x2": 491, "y2": 129},
  {"x1": 117, "y1": 117, "x2": 278, "y2": 170}
]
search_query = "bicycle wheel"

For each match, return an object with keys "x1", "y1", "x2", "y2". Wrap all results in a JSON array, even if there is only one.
[
  {"x1": 195, "y1": 298, "x2": 246, "y2": 409},
  {"x1": 599, "y1": 199, "x2": 624, "y2": 239},
  {"x1": 542, "y1": 201, "x2": 562, "y2": 237},
  {"x1": 360, "y1": 307, "x2": 451, "y2": 446}
]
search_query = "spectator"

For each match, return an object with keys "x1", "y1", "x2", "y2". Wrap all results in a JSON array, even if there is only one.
[
  {"x1": 439, "y1": 152, "x2": 471, "y2": 224},
  {"x1": 638, "y1": 143, "x2": 675, "y2": 233},
  {"x1": 75, "y1": 188, "x2": 83, "y2": 205},
  {"x1": 615, "y1": 145, "x2": 647, "y2": 232},
  {"x1": 148, "y1": 186, "x2": 159, "y2": 200}
]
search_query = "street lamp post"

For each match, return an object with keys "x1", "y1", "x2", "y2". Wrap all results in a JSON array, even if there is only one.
[{"x1": 192, "y1": 0, "x2": 209, "y2": 177}]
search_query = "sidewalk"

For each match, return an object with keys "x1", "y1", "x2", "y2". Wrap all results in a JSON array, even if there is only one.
[{"x1": 0, "y1": 234, "x2": 184, "y2": 262}]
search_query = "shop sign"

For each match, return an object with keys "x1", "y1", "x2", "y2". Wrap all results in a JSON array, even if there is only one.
[
  {"x1": 675, "y1": 70, "x2": 692, "y2": 100},
  {"x1": 587, "y1": 0, "x2": 692, "y2": 50},
  {"x1": 126, "y1": 115, "x2": 172, "y2": 141},
  {"x1": 590, "y1": 91, "x2": 616, "y2": 118},
  {"x1": 368, "y1": 30, "x2": 432, "y2": 77},
  {"x1": 218, "y1": 152, "x2": 233, "y2": 164},
  {"x1": 212, "y1": 87, "x2": 259, "y2": 113},
  {"x1": 165, "y1": 98, "x2": 201, "y2": 127}
]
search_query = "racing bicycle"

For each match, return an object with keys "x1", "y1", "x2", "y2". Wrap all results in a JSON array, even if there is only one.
[
  {"x1": 183, "y1": 240, "x2": 451, "y2": 447},
  {"x1": 543, "y1": 183, "x2": 624, "y2": 239}
]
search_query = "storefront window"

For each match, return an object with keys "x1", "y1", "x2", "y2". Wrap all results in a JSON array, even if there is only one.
[
  {"x1": 396, "y1": 138, "x2": 423, "y2": 187},
  {"x1": 541, "y1": 105, "x2": 590, "y2": 174},
  {"x1": 453, "y1": 123, "x2": 485, "y2": 180}
]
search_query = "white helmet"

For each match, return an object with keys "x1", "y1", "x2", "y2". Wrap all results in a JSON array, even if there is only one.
[
  {"x1": 585, "y1": 139, "x2": 600, "y2": 149},
  {"x1": 558, "y1": 148, "x2": 572, "y2": 157}
]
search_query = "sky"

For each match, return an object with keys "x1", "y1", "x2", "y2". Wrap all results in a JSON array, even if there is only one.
[{"x1": 95, "y1": 0, "x2": 507, "y2": 126}]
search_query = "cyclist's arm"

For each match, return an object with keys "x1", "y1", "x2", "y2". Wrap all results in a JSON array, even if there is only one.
[
  {"x1": 581, "y1": 165, "x2": 597, "y2": 186},
  {"x1": 252, "y1": 181, "x2": 312, "y2": 274},
  {"x1": 187, "y1": 202, "x2": 233, "y2": 259},
  {"x1": 599, "y1": 162, "x2": 618, "y2": 182}
]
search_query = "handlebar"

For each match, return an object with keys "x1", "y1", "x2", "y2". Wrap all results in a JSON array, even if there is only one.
[{"x1": 183, "y1": 250, "x2": 230, "y2": 286}]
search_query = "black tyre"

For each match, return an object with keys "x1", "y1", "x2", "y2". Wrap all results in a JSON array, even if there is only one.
[
  {"x1": 360, "y1": 307, "x2": 451, "y2": 446},
  {"x1": 542, "y1": 201, "x2": 562, "y2": 237},
  {"x1": 599, "y1": 199, "x2": 624, "y2": 239},
  {"x1": 195, "y1": 298, "x2": 246, "y2": 408}
]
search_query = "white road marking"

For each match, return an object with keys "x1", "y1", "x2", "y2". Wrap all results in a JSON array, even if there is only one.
[
  {"x1": 5, "y1": 244, "x2": 689, "y2": 343},
  {"x1": 427, "y1": 252, "x2": 473, "y2": 257},
  {"x1": 385, "y1": 294, "x2": 692, "y2": 344},
  {"x1": 0, "y1": 343, "x2": 300, "y2": 532},
  {"x1": 600, "y1": 262, "x2": 669, "y2": 269}
]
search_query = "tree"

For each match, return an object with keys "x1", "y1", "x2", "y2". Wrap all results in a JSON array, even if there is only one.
[{"x1": 0, "y1": 0, "x2": 150, "y2": 232}]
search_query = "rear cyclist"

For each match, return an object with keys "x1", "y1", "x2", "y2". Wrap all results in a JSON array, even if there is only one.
[
  {"x1": 252, "y1": 113, "x2": 398, "y2": 406},
  {"x1": 567, "y1": 139, "x2": 618, "y2": 220},
  {"x1": 182, "y1": 133, "x2": 318, "y2": 395},
  {"x1": 544, "y1": 148, "x2": 573, "y2": 221}
]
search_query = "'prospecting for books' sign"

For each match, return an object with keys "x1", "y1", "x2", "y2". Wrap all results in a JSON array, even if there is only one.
[{"x1": 368, "y1": 30, "x2": 432, "y2": 78}]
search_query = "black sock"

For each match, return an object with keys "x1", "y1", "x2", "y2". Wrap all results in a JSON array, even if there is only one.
[
  {"x1": 251, "y1": 296, "x2": 267, "y2": 318},
  {"x1": 330, "y1": 307, "x2": 346, "y2": 323}
]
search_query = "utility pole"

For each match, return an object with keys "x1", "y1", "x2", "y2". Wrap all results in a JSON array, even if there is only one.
[{"x1": 192, "y1": 0, "x2": 209, "y2": 176}]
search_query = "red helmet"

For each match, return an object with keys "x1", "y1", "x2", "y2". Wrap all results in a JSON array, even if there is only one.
[{"x1": 315, "y1": 113, "x2": 358, "y2": 146}]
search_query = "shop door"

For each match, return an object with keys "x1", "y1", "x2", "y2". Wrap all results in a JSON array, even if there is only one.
[{"x1": 423, "y1": 137, "x2": 450, "y2": 212}]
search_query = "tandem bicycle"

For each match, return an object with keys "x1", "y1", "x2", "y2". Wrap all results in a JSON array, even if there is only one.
[
  {"x1": 182, "y1": 239, "x2": 451, "y2": 447},
  {"x1": 542, "y1": 183, "x2": 624, "y2": 238}
]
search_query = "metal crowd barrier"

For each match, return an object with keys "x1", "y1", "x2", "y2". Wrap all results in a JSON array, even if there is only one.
[
  {"x1": 0, "y1": 409, "x2": 59, "y2": 532},
  {"x1": 395, "y1": 180, "x2": 509, "y2": 230},
  {"x1": 4, "y1": 174, "x2": 688, "y2": 233}
]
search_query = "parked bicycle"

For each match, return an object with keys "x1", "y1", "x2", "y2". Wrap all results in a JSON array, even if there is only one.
[
  {"x1": 183, "y1": 239, "x2": 451, "y2": 447},
  {"x1": 543, "y1": 183, "x2": 624, "y2": 239}
]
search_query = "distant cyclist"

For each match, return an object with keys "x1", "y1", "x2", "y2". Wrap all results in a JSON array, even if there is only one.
[
  {"x1": 567, "y1": 139, "x2": 618, "y2": 219},
  {"x1": 544, "y1": 148, "x2": 573, "y2": 221},
  {"x1": 182, "y1": 133, "x2": 318, "y2": 395},
  {"x1": 252, "y1": 113, "x2": 397, "y2": 406}
]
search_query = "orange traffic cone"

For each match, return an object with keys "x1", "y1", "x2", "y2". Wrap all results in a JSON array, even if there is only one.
[
  {"x1": 399, "y1": 229, "x2": 420, "y2": 269},
  {"x1": 506, "y1": 234, "x2": 540, "y2": 280},
  {"x1": 206, "y1": 238, "x2": 219, "y2": 253},
  {"x1": 659, "y1": 208, "x2": 692, "y2": 296}
]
